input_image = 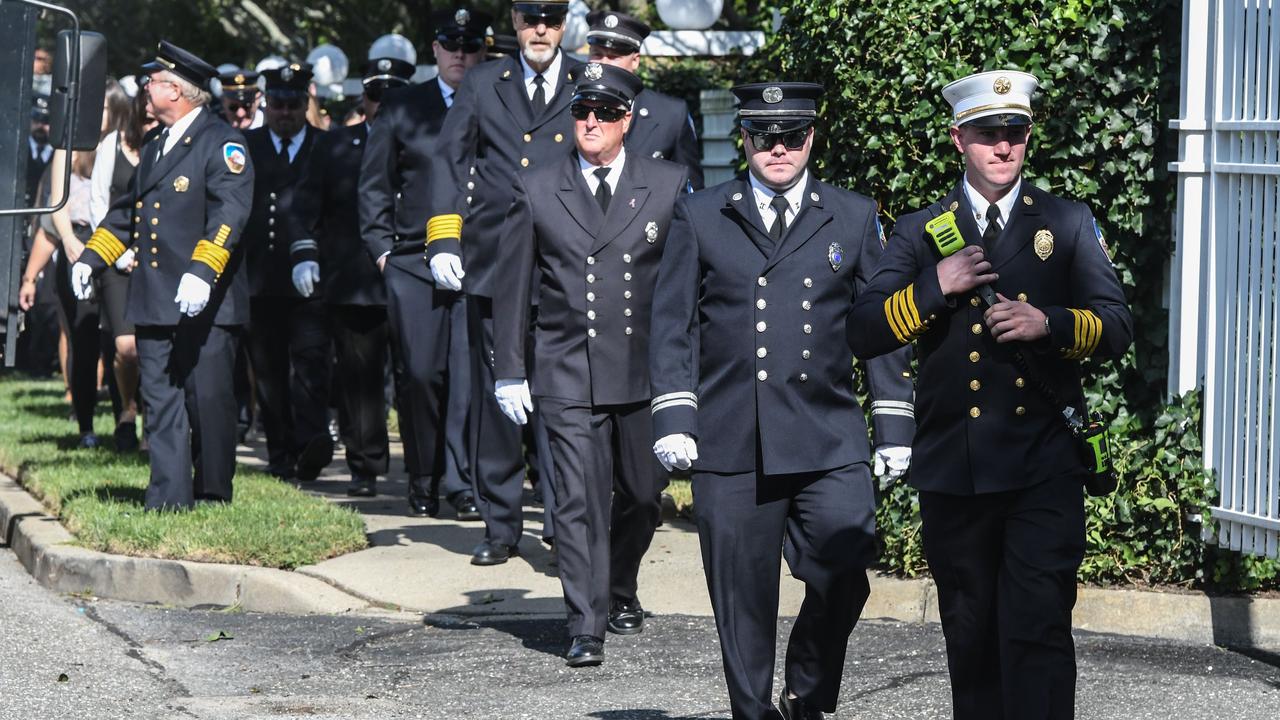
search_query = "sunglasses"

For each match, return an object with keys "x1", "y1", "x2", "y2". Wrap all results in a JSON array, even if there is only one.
[
  {"x1": 517, "y1": 13, "x2": 567, "y2": 29},
  {"x1": 224, "y1": 101, "x2": 252, "y2": 114},
  {"x1": 438, "y1": 38, "x2": 485, "y2": 53},
  {"x1": 570, "y1": 103, "x2": 627, "y2": 123},
  {"x1": 267, "y1": 97, "x2": 304, "y2": 110},
  {"x1": 746, "y1": 129, "x2": 809, "y2": 152}
]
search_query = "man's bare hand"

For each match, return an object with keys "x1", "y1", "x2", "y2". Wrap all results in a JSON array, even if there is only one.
[
  {"x1": 984, "y1": 293, "x2": 1048, "y2": 343},
  {"x1": 937, "y1": 246, "x2": 998, "y2": 296}
]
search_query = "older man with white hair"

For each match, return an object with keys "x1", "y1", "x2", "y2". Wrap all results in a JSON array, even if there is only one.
[{"x1": 71, "y1": 40, "x2": 254, "y2": 510}]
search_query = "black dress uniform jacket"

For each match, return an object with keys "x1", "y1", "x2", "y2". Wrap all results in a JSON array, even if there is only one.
[
  {"x1": 359, "y1": 80, "x2": 449, "y2": 282},
  {"x1": 83, "y1": 108, "x2": 254, "y2": 326},
  {"x1": 243, "y1": 124, "x2": 320, "y2": 297},
  {"x1": 650, "y1": 174, "x2": 915, "y2": 475},
  {"x1": 627, "y1": 88, "x2": 703, "y2": 191},
  {"x1": 493, "y1": 153, "x2": 690, "y2": 402},
  {"x1": 426, "y1": 53, "x2": 585, "y2": 299},
  {"x1": 289, "y1": 122, "x2": 383, "y2": 306},
  {"x1": 848, "y1": 182, "x2": 1133, "y2": 495}
]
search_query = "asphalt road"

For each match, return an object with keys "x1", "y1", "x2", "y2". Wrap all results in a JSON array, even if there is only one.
[{"x1": 2, "y1": 549, "x2": 1277, "y2": 720}]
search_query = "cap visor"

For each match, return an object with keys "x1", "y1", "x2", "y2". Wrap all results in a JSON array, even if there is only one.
[{"x1": 740, "y1": 117, "x2": 814, "y2": 133}]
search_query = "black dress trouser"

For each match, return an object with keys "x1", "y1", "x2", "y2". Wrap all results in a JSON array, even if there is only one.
[
  {"x1": 135, "y1": 323, "x2": 238, "y2": 509},
  {"x1": 329, "y1": 304, "x2": 390, "y2": 478},
  {"x1": 919, "y1": 475, "x2": 1086, "y2": 720},
  {"x1": 246, "y1": 296, "x2": 332, "y2": 473},
  {"x1": 537, "y1": 397, "x2": 667, "y2": 639},
  {"x1": 54, "y1": 242, "x2": 104, "y2": 435},
  {"x1": 385, "y1": 265, "x2": 471, "y2": 499},
  {"x1": 692, "y1": 461, "x2": 877, "y2": 720}
]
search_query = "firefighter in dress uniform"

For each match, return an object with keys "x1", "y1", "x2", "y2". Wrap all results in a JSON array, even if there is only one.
[
  {"x1": 847, "y1": 70, "x2": 1133, "y2": 720},
  {"x1": 648, "y1": 82, "x2": 916, "y2": 720},
  {"x1": 71, "y1": 41, "x2": 255, "y2": 510}
]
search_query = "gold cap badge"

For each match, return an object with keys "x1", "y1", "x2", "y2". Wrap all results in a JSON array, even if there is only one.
[{"x1": 993, "y1": 76, "x2": 1012, "y2": 94}]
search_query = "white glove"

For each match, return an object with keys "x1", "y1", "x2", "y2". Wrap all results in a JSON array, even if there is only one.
[
  {"x1": 174, "y1": 273, "x2": 212, "y2": 317},
  {"x1": 113, "y1": 248, "x2": 136, "y2": 272},
  {"x1": 70, "y1": 262, "x2": 94, "y2": 300},
  {"x1": 292, "y1": 261, "x2": 320, "y2": 297},
  {"x1": 873, "y1": 445, "x2": 912, "y2": 482},
  {"x1": 494, "y1": 378, "x2": 533, "y2": 425},
  {"x1": 653, "y1": 433, "x2": 698, "y2": 472},
  {"x1": 429, "y1": 253, "x2": 465, "y2": 292}
]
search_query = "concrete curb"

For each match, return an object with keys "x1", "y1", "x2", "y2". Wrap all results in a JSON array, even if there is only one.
[
  {"x1": 3, "y1": 473, "x2": 1279, "y2": 649},
  {"x1": 0, "y1": 475, "x2": 369, "y2": 615}
]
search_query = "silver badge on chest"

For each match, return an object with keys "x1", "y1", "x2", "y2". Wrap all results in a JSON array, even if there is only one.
[
  {"x1": 645, "y1": 221, "x2": 659, "y2": 243},
  {"x1": 828, "y1": 242, "x2": 844, "y2": 272}
]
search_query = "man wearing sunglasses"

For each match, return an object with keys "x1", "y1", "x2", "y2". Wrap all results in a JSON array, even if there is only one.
[
  {"x1": 848, "y1": 71, "x2": 1132, "y2": 720},
  {"x1": 491, "y1": 62, "x2": 688, "y2": 668},
  {"x1": 584, "y1": 10, "x2": 703, "y2": 190},
  {"x1": 424, "y1": 0, "x2": 584, "y2": 567},
  {"x1": 242, "y1": 62, "x2": 332, "y2": 485},
  {"x1": 287, "y1": 55, "x2": 415, "y2": 499},
  {"x1": 359, "y1": 8, "x2": 490, "y2": 519},
  {"x1": 217, "y1": 70, "x2": 261, "y2": 130},
  {"x1": 649, "y1": 82, "x2": 915, "y2": 719}
]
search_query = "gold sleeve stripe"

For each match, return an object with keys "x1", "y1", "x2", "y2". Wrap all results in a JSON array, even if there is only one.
[
  {"x1": 426, "y1": 214, "x2": 463, "y2": 245},
  {"x1": 86, "y1": 228, "x2": 127, "y2": 265},
  {"x1": 884, "y1": 284, "x2": 925, "y2": 345},
  {"x1": 1064, "y1": 308, "x2": 1103, "y2": 360},
  {"x1": 191, "y1": 239, "x2": 231, "y2": 276},
  {"x1": 213, "y1": 224, "x2": 232, "y2": 247}
]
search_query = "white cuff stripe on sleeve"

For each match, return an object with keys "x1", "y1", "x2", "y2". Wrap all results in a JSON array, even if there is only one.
[{"x1": 290, "y1": 239, "x2": 318, "y2": 253}]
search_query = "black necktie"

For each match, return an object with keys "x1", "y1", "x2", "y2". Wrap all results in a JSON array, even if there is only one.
[
  {"x1": 983, "y1": 203, "x2": 1002, "y2": 250},
  {"x1": 593, "y1": 167, "x2": 612, "y2": 212},
  {"x1": 277, "y1": 136, "x2": 291, "y2": 164},
  {"x1": 531, "y1": 74, "x2": 547, "y2": 115},
  {"x1": 154, "y1": 128, "x2": 169, "y2": 162},
  {"x1": 768, "y1": 194, "x2": 791, "y2": 244}
]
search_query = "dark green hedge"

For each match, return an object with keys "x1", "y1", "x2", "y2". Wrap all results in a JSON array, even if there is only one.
[{"x1": 756, "y1": 0, "x2": 1279, "y2": 591}]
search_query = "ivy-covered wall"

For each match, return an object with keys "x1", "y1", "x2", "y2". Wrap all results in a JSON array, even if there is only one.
[{"x1": 755, "y1": 0, "x2": 1279, "y2": 591}]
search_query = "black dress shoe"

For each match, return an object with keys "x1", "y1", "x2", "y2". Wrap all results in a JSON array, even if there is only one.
[
  {"x1": 346, "y1": 476, "x2": 377, "y2": 497},
  {"x1": 607, "y1": 599, "x2": 646, "y2": 635},
  {"x1": 450, "y1": 493, "x2": 481, "y2": 521},
  {"x1": 778, "y1": 684, "x2": 824, "y2": 720},
  {"x1": 266, "y1": 464, "x2": 296, "y2": 482},
  {"x1": 295, "y1": 435, "x2": 334, "y2": 482},
  {"x1": 407, "y1": 491, "x2": 440, "y2": 517},
  {"x1": 470, "y1": 540, "x2": 516, "y2": 566},
  {"x1": 565, "y1": 635, "x2": 604, "y2": 667}
]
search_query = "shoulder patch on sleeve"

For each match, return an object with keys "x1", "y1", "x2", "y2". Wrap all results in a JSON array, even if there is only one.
[
  {"x1": 223, "y1": 142, "x2": 247, "y2": 174},
  {"x1": 1092, "y1": 216, "x2": 1112, "y2": 264}
]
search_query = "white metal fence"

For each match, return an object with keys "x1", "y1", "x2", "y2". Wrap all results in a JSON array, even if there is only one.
[{"x1": 1171, "y1": 0, "x2": 1280, "y2": 558}]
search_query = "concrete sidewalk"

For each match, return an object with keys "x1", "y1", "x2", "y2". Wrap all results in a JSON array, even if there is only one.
[{"x1": 2, "y1": 431, "x2": 1279, "y2": 651}]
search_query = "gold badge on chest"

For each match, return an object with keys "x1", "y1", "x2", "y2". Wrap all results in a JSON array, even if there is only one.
[
  {"x1": 1033, "y1": 229, "x2": 1054, "y2": 261},
  {"x1": 173, "y1": 176, "x2": 190, "y2": 192}
]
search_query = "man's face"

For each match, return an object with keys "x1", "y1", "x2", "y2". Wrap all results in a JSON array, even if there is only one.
[
  {"x1": 33, "y1": 49, "x2": 51, "y2": 75},
  {"x1": 588, "y1": 45, "x2": 641, "y2": 73},
  {"x1": 950, "y1": 123, "x2": 1032, "y2": 196},
  {"x1": 145, "y1": 71, "x2": 183, "y2": 124},
  {"x1": 573, "y1": 100, "x2": 630, "y2": 159},
  {"x1": 513, "y1": 10, "x2": 566, "y2": 66},
  {"x1": 264, "y1": 93, "x2": 307, "y2": 138},
  {"x1": 30, "y1": 118, "x2": 49, "y2": 145},
  {"x1": 433, "y1": 37, "x2": 485, "y2": 89},
  {"x1": 361, "y1": 92, "x2": 381, "y2": 122},
  {"x1": 222, "y1": 92, "x2": 259, "y2": 129},
  {"x1": 742, "y1": 126, "x2": 813, "y2": 192}
]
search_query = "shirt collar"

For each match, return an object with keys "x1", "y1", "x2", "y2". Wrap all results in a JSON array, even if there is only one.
[
  {"x1": 963, "y1": 174, "x2": 1021, "y2": 226},
  {"x1": 269, "y1": 124, "x2": 306, "y2": 152},
  {"x1": 163, "y1": 106, "x2": 203, "y2": 150},
  {"x1": 520, "y1": 50, "x2": 563, "y2": 93},
  {"x1": 579, "y1": 146, "x2": 627, "y2": 181},
  {"x1": 437, "y1": 77, "x2": 455, "y2": 106},
  {"x1": 748, "y1": 169, "x2": 809, "y2": 215}
]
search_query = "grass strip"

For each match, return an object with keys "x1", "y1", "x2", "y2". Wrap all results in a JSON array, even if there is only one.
[{"x1": 0, "y1": 377, "x2": 367, "y2": 569}]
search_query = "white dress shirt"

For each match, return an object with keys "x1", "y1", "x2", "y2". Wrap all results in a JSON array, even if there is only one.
[
  {"x1": 964, "y1": 174, "x2": 1021, "y2": 235},
  {"x1": 748, "y1": 169, "x2": 809, "y2": 234},
  {"x1": 269, "y1": 124, "x2": 307, "y2": 163},
  {"x1": 89, "y1": 131, "x2": 118, "y2": 227},
  {"x1": 580, "y1": 146, "x2": 627, "y2": 197},
  {"x1": 29, "y1": 136, "x2": 53, "y2": 163},
  {"x1": 520, "y1": 50, "x2": 563, "y2": 105},
  {"x1": 438, "y1": 77, "x2": 456, "y2": 108},
  {"x1": 160, "y1": 106, "x2": 203, "y2": 156}
]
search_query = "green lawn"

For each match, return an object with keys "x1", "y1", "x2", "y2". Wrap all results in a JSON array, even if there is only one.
[{"x1": 0, "y1": 377, "x2": 367, "y2": 569}]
